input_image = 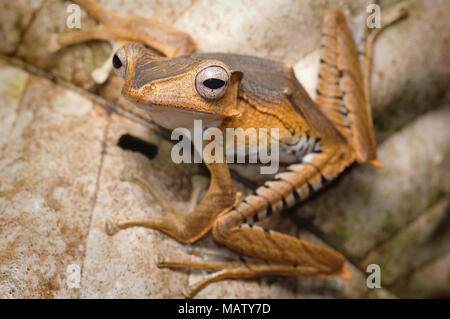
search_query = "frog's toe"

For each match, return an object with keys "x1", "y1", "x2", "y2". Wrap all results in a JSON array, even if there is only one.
[
  {"x1": 92, "y1": 67, "x2": 110, "y2": 84},
  {"x1": 155, "y1": 256, "x2": 167, "y2": 268},
  {"x1": 47, "y1": 33, "x2": 62, "y2": 53},
  {"x1": 105, "y1": 217, "x2": 120, "y2": 236},
  {"x1": 183, "y1": 286, "x2": 196, "y2": 299},
  {"x1": 120, "y1": 168, "x2": 139, "y2": 182}
]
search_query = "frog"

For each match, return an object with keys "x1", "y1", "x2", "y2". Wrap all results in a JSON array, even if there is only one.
[{"x1": 52, "y1": 0, "x2": 407, "y2": 298}]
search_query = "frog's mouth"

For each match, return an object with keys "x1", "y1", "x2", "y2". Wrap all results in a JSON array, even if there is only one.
[{"x1": 126, "y1": 97, "x2": 225, "y2": 130}]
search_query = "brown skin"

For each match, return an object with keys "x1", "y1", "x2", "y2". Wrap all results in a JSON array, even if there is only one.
[{"x1": 57, "y1": 0, "x2": 407, "y2": 298}]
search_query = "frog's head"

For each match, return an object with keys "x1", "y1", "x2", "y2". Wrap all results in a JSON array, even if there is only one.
[{"x1": 112, "y1": 43, "x2": 243, "y2": 129}]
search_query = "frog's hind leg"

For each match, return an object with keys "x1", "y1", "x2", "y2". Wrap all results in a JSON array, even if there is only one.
[
  {"x1": 158, "y1": 259, "x2": 348, "y2": 298},
  {"x1": 160, "y1": 149, "x2": 355, "y2": 297},
  {"x1": 362, "y1": 4, "x2": 408, "y2": 115},
  {"x1": 316, "y1": 5, "x2": 407, "y2": 167}
]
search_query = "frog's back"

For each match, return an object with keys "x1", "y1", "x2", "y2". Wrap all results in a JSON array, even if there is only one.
[
  {"x1": 195, "y1": 53, "x2": 345, "y2": 151},
  {"x1": 196, "y1": 53, "x2": 333, "y2": 137}
]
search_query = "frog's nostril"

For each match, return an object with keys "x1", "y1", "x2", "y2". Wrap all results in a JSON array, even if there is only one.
[{"x1": 113, "y1": 54, "x2": 122, "y2": 69}]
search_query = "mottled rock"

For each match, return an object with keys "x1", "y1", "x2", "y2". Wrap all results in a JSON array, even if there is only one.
[
  {"x1": 360, "y1": 198, "x2": 450, "y2": 287},
  {"x1": 0, "y1": 65, "x2": 108, "y2": 298},
  {"x1": 176, "y1": 0, "x2": 368, "y2": 64},
  {"x1": 391, "y1": 251, "x2": 450, "y2": 298},
  {"x1": 0, "y1": 65, "x2": 29, "y2": 148},
  {"x1": 0, "y1": 0, "x2": 43, "y2": 55}
]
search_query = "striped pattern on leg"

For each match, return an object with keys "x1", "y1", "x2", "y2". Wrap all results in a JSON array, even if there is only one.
[{"x1": 213, "y1": 149, "x2": 353, "y2": 239}]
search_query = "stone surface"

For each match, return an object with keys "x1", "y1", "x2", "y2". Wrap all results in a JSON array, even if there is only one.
[
  {"x1": 369, "y1": 0, "x2": 450, "y2": 140},
  {"x1": 391, "y1": 251, "x2": 450, "y2": 298},
  {"x1": 0, "y1": 65, "x2": 108, "y2": 298},
  {"x1": 0, "y1": 0, "x2": 43, "y2": 55},
  {"x1": 0, "y1": 65, "x2": 29, "y2": 148},
  {"x1": 176, "y1": 0, "x2": 367, "y2": 64},
  {"x1": 360, "y1": 198, "x2": 450, "y2": 287}
]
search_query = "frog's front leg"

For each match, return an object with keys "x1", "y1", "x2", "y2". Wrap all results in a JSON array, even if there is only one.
[{"x1": 106, "y1": 158, "x2": 238, "y2": 244}]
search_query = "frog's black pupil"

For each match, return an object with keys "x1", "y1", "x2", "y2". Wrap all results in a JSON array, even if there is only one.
[
  {"x1": 203, "y1": 78, "x2": 225, "y2": 90},
  {"x1": 113, "y1": 54, "x2": 122, "y2": 69}
]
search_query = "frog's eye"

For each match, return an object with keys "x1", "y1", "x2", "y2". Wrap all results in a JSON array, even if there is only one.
[
  {"x1": 195, "y1": 66, "x2": 229, "y2": 100},
  {"x1": 112, "y1": 47, "x2": 127, "y2": 78}
]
